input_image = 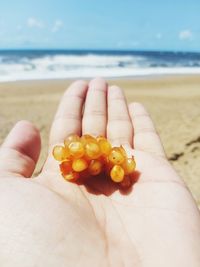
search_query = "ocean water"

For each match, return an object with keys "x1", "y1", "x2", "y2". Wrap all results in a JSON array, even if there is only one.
[{"x1": 0, "y1": 50, "x2": 200, "y2": 82}]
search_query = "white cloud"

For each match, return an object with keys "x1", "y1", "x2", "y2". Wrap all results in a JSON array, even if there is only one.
[
  {"x1": 52, "y1": 20, "x2": 63, "y2": 33},
  {"x1": 179, "y1": 30, "x2": 192, "y2": 40},
  {"x1": 27, "y1": 17, "x2": 44, "y2": 29}
]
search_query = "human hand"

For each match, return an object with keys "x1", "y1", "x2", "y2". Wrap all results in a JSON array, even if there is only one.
[{"x1": 0, "y1": 78, "x2": 199, "y2": 267}]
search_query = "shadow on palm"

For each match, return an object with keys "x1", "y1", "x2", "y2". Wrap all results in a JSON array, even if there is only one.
[{"x1": 75, "y1": 170, "x2": 140, "y2": 196}]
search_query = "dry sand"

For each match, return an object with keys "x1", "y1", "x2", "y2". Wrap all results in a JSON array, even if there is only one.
[{"x1": 0, "y1": 75, "x2": 200, "y2": 207}]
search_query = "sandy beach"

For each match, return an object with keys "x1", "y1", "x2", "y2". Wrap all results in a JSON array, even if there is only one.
[{"x1": 0, "y1": 75, "x2": 200, "y2": 207}]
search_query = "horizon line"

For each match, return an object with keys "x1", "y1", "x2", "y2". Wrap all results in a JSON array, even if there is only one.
[{"x1": 0, "y1": 48, "x2": 200, "y2": 54}]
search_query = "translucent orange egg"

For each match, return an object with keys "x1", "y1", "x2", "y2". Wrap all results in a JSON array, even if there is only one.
[
  {"x1": 122, "y1": 157, "x2": 136, "y2": 175},
  {"x1": 64, "y1": 134, "x2": 80, "y2": 146},
  {"x1": 85, "y1": 142, "x2": 101, "y2": 159},
  {"x1": 62, "y1": 171, "x2": 80, "y2": 181},
  {"x1": 99, "y1": 155, "x2": 109, "y2": 165},
  {"x1": 110, "y1": 165, "x2": 125, "y2": 182},
  {"x1": 68, "y1": 141, "x2": 85, "y2": 158},
  {"x1": 88, "y1": 159, "x2": 103, "y2": 176},
  {"x1": 96, "y1": 135, "x2": 104, "y2": 142},
  {"x1": 97, "y1": 136, "x2": 112, "y2": 156},
  {"x1": 59, "y1": 160, "x2": 72, "y2": 175},
  {"x1": 53, "y1": 134, "x2": 137, "y2": 186},
  {"x1": 72, "y1": 158, "x2": 88, "y2": 172},
  {"x1": 108, "y1": 147, "x2": 125, "y2": 165},
  {"x1": 52, "y1": 145, "x2": 70, "y2": 161},
  {"x1": 119, "y1": 145, "x2": 127, "y2": 157},
  {"x1": 81, "y1": 134, "x2": 97, "y2": 146}
]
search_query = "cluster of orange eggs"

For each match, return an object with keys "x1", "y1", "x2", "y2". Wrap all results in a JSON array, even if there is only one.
[{"x1": 52, "y1": 134, "x2": 136, "y2": 188}]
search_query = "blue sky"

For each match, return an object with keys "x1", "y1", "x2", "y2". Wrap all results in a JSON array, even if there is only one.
[{"x1": 0, "y1": 0, "x2": 199, "y2": 51}]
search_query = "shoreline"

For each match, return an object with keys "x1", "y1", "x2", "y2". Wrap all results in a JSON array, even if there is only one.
[
  {"x1": 1, "y1": 72, "x2": 200, "y2": 84},
  {"x1": 0, "y1": 73, "x2": 200, "y2": 85},
  {"x1": 0, "y1": 75, "x2": 200, "y2": 207}
]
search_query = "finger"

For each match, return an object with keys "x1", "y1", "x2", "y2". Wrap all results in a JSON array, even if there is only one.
[
  {"x1": 128, "y1": 102, "x2": 165, "y2": 157},
  {"x1": 82, "y1": 78, "x2": 107, "y2": 136},
  {"x1": 107, "y1": 85, "x2": 133, "y2": 147},
  {"x1": 49, "y1": 80, "x2": 88, "y2": 146},
  {"x1": 0, "y1": 121, "x2": 41, "y2": 178}
]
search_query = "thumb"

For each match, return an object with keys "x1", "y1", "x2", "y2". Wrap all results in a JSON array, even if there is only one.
[{"x1": 0, "y1": 120, "x2": 41, "y2": 178}]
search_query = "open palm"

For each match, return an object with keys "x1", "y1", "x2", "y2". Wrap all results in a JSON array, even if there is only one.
[{"x1": 0, "y1": 78, "x2": 199, "y2": 267}]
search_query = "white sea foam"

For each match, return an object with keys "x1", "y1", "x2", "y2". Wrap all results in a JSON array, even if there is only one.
[{"x1": 0, "y1": 53, "x2": 200, "y2": 82}]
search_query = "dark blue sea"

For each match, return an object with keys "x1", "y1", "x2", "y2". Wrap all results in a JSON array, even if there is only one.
[{"x1": 0, "y1": 50, "x2": 200, "y2": 81}]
